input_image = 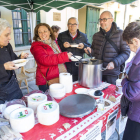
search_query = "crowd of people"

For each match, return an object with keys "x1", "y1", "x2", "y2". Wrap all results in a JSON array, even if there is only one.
[{"x1": 0, "y1": 10, "x2": 140, "y2": 140}]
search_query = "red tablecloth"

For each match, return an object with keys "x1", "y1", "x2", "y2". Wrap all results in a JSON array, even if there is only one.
[{"x1": 21, "y1": 83, "x2": 121, "y2": 140}]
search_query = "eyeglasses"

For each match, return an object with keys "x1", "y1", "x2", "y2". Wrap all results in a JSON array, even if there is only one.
[
  {"x1": 98, "y1": 18, "x2": 112, "y2": 22},
  {"x1": 68, "y1": 23, "x2": 77, "y2": 27}
]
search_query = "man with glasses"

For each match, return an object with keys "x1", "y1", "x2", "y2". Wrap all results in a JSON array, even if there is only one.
[
  {"x1": 58, "y1": 17, "x2": 91, "y2": 81},
  {"x1": 85, "y1": 11, "x2": 130, "y2": 85}
]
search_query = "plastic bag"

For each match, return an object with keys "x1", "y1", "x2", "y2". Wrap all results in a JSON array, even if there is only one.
[
  {"x1": 0, "y1": 99, "x2": 26, "y2": 118},
  {"x1": 5, "y1": 99, "x2": 26, "y2": 108}
]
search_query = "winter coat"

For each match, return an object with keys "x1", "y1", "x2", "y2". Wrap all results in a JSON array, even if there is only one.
[
  {"x1": 0, "y1": 43, "x2": 19, "y2": 84},
  {"x1": 58, "y1": 29, "x2": 91, "y2": 81},
  {"x1": 30, "y1": 41, "x2": 69, "y2": 85},
  {"x1": 0, "y1": 43, "x2": 23, "y2": 103},
  {"x1": 91, "y1": 22, "x2": 130, "y2": 76},
  {"x1": 121, "y1": 48, "x2": 140, "y2": 123}
]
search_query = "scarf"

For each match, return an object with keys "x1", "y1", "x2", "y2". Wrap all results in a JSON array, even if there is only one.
[
  {"x1": 125, "y1": 46, "x2": 140, "y2": 74},
  {"x1": 38, "y1": 38, "x2": 67, "y2": 73}
]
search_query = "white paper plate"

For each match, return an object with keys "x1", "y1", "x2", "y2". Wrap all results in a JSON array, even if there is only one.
[
  {"x1": 13, "y1": 59, "x2": 28, "y2": 67},
  {"x1": 70, "y1": 56, "x2": 82, "y2": 61},
  {"x1": 70, "y1": 44, "x2": 79, "y2": 47},
  {"x1": 75, "y1": 88, "x2": 89, "y2": 94},
  {"x1": 89, "y1": 90, "x2": 104, "y2": 98},
  {"x1": 96, "y1": 99, "x2": 112, "y2": 109},
  {"x1": 28, "y1": 93, "x2": 47, "y2": 113}
]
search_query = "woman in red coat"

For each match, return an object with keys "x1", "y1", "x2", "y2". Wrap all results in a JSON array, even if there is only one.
[{"x1": 30, "y1": 23, "x2": 72, "y2": 92}]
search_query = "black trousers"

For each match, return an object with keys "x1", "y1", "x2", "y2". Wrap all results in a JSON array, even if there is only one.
[
  {"x1": 73, "y1": 75, "x2": 78, "y2": 82},
  {"x1": 102, "y1": 75, "x2": 118, "y2": 85},
  {"x1": 123, "y1": 118, "x2": 140, "y2": 140},
  {"x1": 0, "y1": 74, "x2": 23, "y2": 104},
  {"x1": 39, "y1": 84, "x2": 49, "y2": 92}
]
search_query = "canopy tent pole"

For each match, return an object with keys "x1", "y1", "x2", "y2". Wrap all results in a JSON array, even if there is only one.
[
  {"x1": 27, "y1": 0, "x2": 36, "y2": 43},
  {"x1": 123, "y1": 5, "x2": 128, "y2": 30},
  {"x1": 29, "y1": 11, "x2": 36, "y2": 43}
]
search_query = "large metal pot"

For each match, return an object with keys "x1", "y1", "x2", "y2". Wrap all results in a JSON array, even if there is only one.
[{"x1": 76, "y1": 58, "x2": 105, "y2": 88}]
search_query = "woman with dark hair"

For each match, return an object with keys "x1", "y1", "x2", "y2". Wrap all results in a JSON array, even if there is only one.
[
  {"x1": 51, "y1": 25, "x2": 61, "y2": 44},
  {"x1": 122, "y1": 22, "x2": 140, "y2": 140},
  {"x1": 30, "y1": 23, "x2": 72, "y2": 92}
]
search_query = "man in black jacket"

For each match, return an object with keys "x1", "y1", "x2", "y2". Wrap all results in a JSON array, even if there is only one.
[
  {"x1": 85, "y1": 11, "x2": 130, "y2": 85},
  {"x1": 58, "y1": 17, "x2": 91, "y2": 81}
]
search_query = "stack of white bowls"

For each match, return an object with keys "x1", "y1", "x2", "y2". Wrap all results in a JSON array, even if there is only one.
[
  {"x1": 27, "y1": 93, "x2": 47, "y2": 113},
  {"x1": 3, "y1": 104, "x2": 25, "y2": 120},
  {"x1": 49, "y1": 84, "x2": 65, "y2": 99},
  {"x1": 37, "y1": 101, "x2": 59, "y2": 125},
  {"x1": 10, "y1": 107, "x2": 35, "y2": 133}
]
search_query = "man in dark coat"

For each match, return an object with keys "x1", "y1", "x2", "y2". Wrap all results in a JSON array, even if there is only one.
[
  {"x1": 58, "y1": 17, "x2": 91, "y2": 81},
  {"x1": 85, "y1": 11, "x2": 130, "y2": 85}
]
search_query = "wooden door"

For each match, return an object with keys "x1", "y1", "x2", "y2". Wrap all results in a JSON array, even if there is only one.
[{"x1": 86, "y1": 6, "x2": 100, "y2": 44}]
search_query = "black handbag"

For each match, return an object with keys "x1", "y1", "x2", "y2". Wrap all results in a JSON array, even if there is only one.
[
  {"x1": 105, "y1": 35, "x2": 125, "y2": 72},
  {"x1": 120, "y1": 95, "x2": 130, "y2": 116}
]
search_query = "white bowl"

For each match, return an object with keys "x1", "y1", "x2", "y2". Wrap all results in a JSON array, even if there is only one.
[
  {"x1": 28, "y1": 93, "x2": 47, "y2": 113},
  {"x1": 70, "y1": 56, "x2": 82, "y2": 61},
  {"x1": 10, "y1": 107, "x2": 35, "y2": 133},
  {"x1": 13, "y1": 59, "x2": 28, "y2": 67},
  {"x1": 49, "y1": 83, "x2": 64, "y2": 91},
  {"x1": 49, "y1": 84, "x2": 65, "y2": 99},
  {"x1": 75, "y1": 88, "x2": 89, "y2": 94},
  {"x1": 37, "y1": 101, "x2": 59, "y2": 125},
  {"x1": 3, "y1": 104, "x2": 25, "y2": 120}
]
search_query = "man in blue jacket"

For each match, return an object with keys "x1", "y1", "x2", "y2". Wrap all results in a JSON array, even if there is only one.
[{"x1": 58, "y1": 17, "x2": 91, "y2": 81}]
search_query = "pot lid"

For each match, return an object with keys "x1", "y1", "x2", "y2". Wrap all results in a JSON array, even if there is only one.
[
  {"x1": 80, "y1": 58, "x2": 102, "y2": 65},
  {"x1": 59, "y1": 94, "x2": 96, "y2": 118}
]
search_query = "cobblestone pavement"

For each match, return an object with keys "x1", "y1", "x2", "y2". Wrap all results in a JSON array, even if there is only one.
[{"x1": 21, "y1": 80, "x2": 39, "y2": 96}]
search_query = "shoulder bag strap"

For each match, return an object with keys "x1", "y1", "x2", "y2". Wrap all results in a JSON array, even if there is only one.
[
  {"x1": 39, "y1": 68, "x2": 49, "y2": 83},
  {"x1": 105, "y1": 35, "x2": 119, "y2": 54}
]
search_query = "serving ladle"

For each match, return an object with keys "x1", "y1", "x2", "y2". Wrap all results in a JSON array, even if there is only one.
[{"x1": 86, "y1": 49, "x2": 97, "y2": 62}]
